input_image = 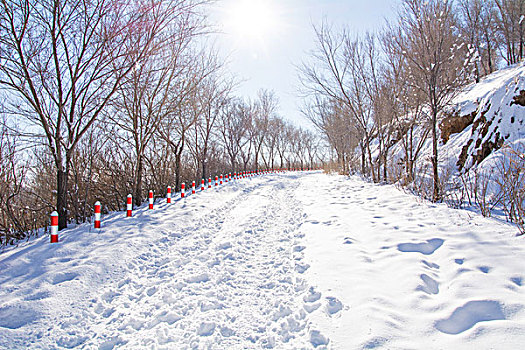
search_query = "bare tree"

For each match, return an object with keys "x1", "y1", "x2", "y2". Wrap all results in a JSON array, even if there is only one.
[
  {"x1": 157, "y1": 50, "x2": 220, "y2": 192},
  {"x1": 298, "y1": 23, "x2": 379, "y2": 180},
  {"x1": 251, "y1": 89, "x2": 277, "y2": 171},
  {"x1": 191, "y1": 74, "x2": 232, "y2": 180},
  {"x1": 394, "y1": 0, "x2": 473, "y2": 201},
  {"x1": 0, "y1": 119, "x2": 28, "y2": 243},
  {"x1": 263, "y1": 117, "x2": 284, "y2": 169},
  {"x1": 381, "y1": 26, "x2": 430, "y2": 184},
  {"x1": 218, "y1": 98, "x2": 251, "y2": 172},
  {"x1": 458, "y1": 0, "x2": 499, "y2": 81},
  {"x1": 302, "y1": 97, "x2": 359, "y2": 174},
  {"x1": 0, "y1": 0, "x2": 184, "y2": 229},
  {"x1": 494, "y1": 0, "x2": 525, "y2": 65},
  {"x1": 108, "y1": 8, "x2": 206, "y2": 205}
]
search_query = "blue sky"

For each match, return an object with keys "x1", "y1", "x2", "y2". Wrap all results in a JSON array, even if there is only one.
[{"x1": 210, "y1": 0, "x2": 399, "y2": 126}]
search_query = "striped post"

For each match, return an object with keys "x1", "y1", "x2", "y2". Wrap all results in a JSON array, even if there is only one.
[
  {"x1": 201, "y1": 179, "x2": 205, "y2": 191},
  {"x1": 181, "y1": 183, "x2": 185, "y2": 198},
  {"x1": 192, "y1": 181, "x2": 196, "y2": 194},
  {"x1": 167, "y1": 186, "x2": 172, "y2": 204},
  {"x1": 234, "y1": 172, "x2": 237, "y2": 180},
  {"x1": 215, "y1": 176, "x2": 218, "y2": 186},
  {"x1": 149, "y1": 190, "x2": 154, "y2": 209},
  {"x1": 94, "y1": 201, "x2": 101, "y2": 229},
  {"x1": 50, "y1": 211, "x2": 59, "y2": 243},
  {"x1": 208, "y1": 177, "x2": 212, "y2": 189},
  {"x1": 220, "y1": 174, "x2": 223, "y2": 185},
  {"x1": 127, "y1": 194, "x2": 133, "y2": 217}
]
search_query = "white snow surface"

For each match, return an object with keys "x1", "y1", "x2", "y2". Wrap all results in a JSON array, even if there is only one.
[{"x1": 1, "y1": 172, "x2": 525, "y2": 349}]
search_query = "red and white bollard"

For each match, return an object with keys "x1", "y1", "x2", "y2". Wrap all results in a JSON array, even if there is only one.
[
  {"x1": 181, "y1": 183, "x2": 185, "y2": 198},
  {"x1": 127, "y1": 194, "x2": 133, "y2": 217},
  {"x1": 229, "y1": 173, "x2": 232, "y2": 181},
  {"x1": 215, "y1": 176, "x2": 218, "y2": 186},
  {"x1": 50, "y1": 211, "x2": 59, "y2": 243},
  {"x1": 208, "y1": 177, "x2": 212, "y2": 189},
  {"x1": 220, "y1": 174, "x2": 223, "y2": 185},
  {"x1": 149, "y1": 190, "x2": 154, "y2": 209},
  {"x1": 167, "y1": 186, "x2": 172, "y2": 204},
  {"x1": 192, "y1": 181, "x2": 196, "y2": 194},
  {"x1": 94, "y1": 201, "x2": 101, "y2": 228},
  {"x1": 201, "y1": 179, "x2": 205, "y2": 191}
]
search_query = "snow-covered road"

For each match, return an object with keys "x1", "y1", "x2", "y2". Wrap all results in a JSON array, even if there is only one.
[{"x1": 1, "y1": 172, "x2": 524, "y2": 349}]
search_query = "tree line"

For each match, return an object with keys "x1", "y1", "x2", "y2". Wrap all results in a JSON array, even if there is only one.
[
  {"x1": 299, "y1": 0, "x2": 525, "y2": 202},
  {"x1": 0, "y1": 0, "x2": 321, "y2": 245}
]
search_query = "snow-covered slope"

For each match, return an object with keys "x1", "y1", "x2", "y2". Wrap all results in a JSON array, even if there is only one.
[
  {"x1": 442, "y1": 63, "x2": 525, "y2": 173},
  {"x1": 386, "y1": 63, "x2": 525, "y2": 183},
  {"x1": 1, "y1": 172, "x2": 524, "y2": 349}
]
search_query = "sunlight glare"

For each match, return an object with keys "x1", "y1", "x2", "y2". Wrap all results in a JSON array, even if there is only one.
[{"x1": 226, "y1": 0, "x2": 282, "y2": 42}]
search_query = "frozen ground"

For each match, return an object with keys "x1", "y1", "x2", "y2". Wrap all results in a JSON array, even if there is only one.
[{"x1": 0, "y1": 172, "x2": 524, "y2": 349}]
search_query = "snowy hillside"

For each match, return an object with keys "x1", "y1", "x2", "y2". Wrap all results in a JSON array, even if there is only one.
[
  {"x1": 386, "y1": 63, "x2": 525, "y2": 182},
  {"x1": 442, "y1": 62, "x2": 525, "y2": 173},
  {"x1": 1, "y1": 172, "x2": 524, "y2": 349}
]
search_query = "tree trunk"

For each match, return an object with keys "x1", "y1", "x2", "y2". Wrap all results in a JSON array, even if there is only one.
[
  {"x1": 360, "y1": 142, "x2": 366, "y2": 174},
  {"x1": 134, "y1": 155, "x2": 143, "y2": 207},
  {"x1": 175, "y1": 151, "x2": 182, "y2": 192},
  {"x1": 383, "y1": 151, "x2": 388, "y2": 182},
  {"x1": 201, "y1": 161, "x2": 207, "y2": 182},
  {"x1": 364, "y1": 136, "x2": 376, "y2": 182},
  {"x1": 431, "y1": 110, "x2": 440, "y2": 202},
  {"x1": 407, "y1": 127, "x2": 414, "y2": 183},
  {"x1": 57, "y1": 168, "x2": 68, "y2": 230}
]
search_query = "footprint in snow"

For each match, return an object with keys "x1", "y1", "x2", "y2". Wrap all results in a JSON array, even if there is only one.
[
  {"x1": 435, "y1": 300, "x2": 506, "y2": 334},
  {"x1": 50, "y1": 272, "x2": 79, "y2": 285},
  {"x1": 325, "y1": 297, "x2": 343, "y2": 316},
  {"x1": 310, "y1": 330, "x2": 329, "y2": 348},
  {"x1": 303, "y1": 287, "x2": 321, "y2": 303},
  {"x1": 417, "y1": 274, "x2": 439, "y2": 295},
  {"x1": 397, "y1": 238, "x2": 444, "y2": 255},
  {"x1": 295, "y1": 263, "x2": 310, "y2": 274},
  {"x1": 304, "y1": 303, "x2": 321, "y2": 313},
  {"x1": 197, "y1": 322, "x2": 216, "y2": 336}
]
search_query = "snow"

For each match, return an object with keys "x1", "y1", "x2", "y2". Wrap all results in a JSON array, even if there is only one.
[
  {"x1": 1, "y1": 172, "x2": 525, "y2": 349},
  {"x1": 435, "y1": 63, "x2": 525, "y2": 176}
]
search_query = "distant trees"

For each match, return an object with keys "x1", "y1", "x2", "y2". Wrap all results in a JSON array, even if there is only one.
[{"x1": 298, "y1": 24, "x2": 379, "y2": 180}]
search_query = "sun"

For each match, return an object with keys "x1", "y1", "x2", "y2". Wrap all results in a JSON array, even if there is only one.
[{"x1": 224, "y1": 0, "x2": 282, "y2": 42}]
